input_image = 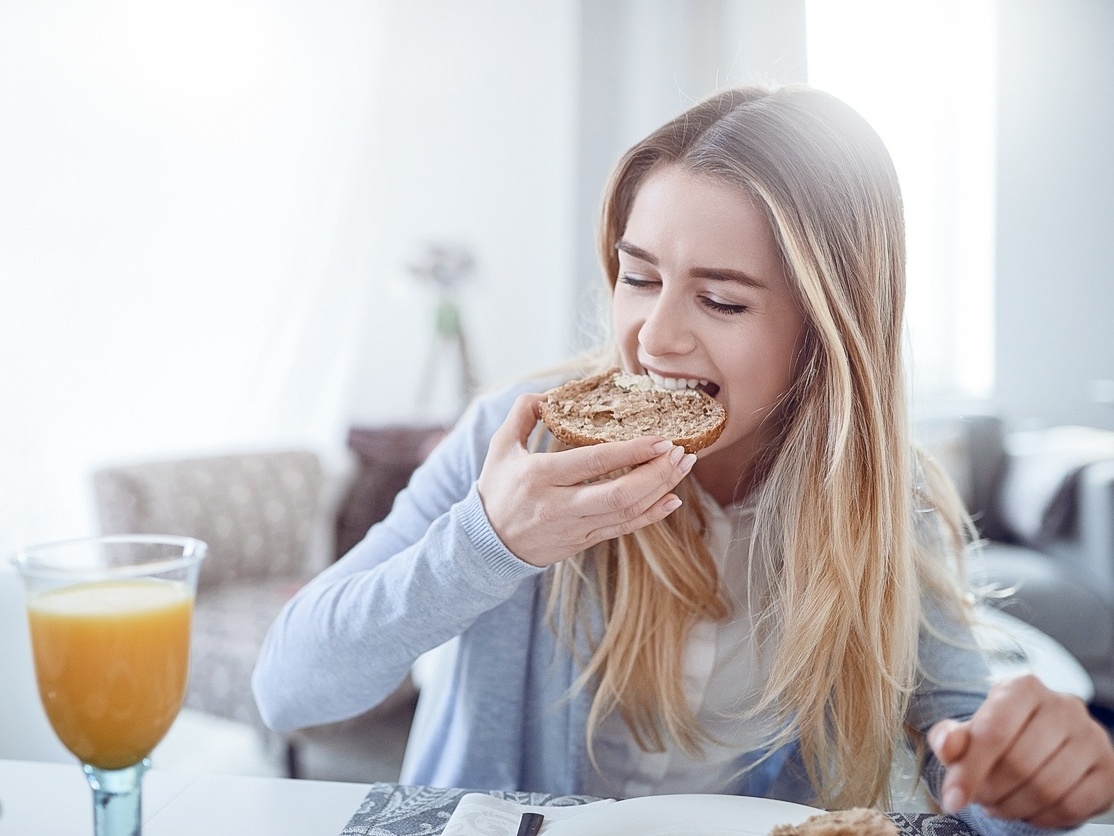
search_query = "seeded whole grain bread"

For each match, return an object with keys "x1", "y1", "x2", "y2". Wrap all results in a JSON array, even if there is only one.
[
  {"x1": 538, "y1": 367, "x2": 726, "y2": 455},
  {"x1": 768, "y1": 808, "x2": 898, "y2": 836}
]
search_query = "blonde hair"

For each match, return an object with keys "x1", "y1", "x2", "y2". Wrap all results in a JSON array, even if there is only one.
[{"x1": 547, "y1": 86, "x2": 974, "y2": 808}]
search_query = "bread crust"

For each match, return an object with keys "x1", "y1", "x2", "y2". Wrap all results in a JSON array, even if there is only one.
[
  {"x1": 538, "y1": 368, "x2": 726, "y2": 454},
  {"x1": 768, "y1": 808, "x2": 898, "y2": 836}
]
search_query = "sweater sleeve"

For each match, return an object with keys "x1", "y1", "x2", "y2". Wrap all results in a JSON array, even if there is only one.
[{"x1": 251, "y1": 383, "x2": 548, "y2": 732}]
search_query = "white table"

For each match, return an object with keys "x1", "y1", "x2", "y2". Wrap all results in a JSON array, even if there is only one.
[
  {"x1": 3, "y1": 759, "x2": 1113, "y2": 835},
  {"x1": 0, "y1": 759, "x2": 371, "y2": 835}
]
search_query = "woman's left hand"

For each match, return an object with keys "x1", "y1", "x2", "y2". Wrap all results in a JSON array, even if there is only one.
[{"x1": 928, "y1": 673, "x2": 1114, "y2": 828}]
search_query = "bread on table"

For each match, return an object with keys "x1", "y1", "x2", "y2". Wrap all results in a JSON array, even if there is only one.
[
  {"x1": 538, "y1": 367, "x2": 726, "y2": 455},
  {"x1": 769, "y1": 808, "x2": 898, "y2": 836}
]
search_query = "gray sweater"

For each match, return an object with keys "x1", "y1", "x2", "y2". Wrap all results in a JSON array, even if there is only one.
[{"x1": 252, "y1": 378, "x2": 1061, "y2": 836}]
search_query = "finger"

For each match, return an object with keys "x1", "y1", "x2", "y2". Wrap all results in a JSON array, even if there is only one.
[
  {"x1": 977, "y1": 701, "x2": 1071, "y2": 808},
  {"x1": 983, "y1": 736, "x2": 1078, "y2": 823},
  {"x1": 541, "y1": 436, "x2": 676, "y2": 486},
  {"x1": 938, "y1": 677, "x2": 1041, "y2": 812},
  {"x1": 993, "y1": 699, "x2": 1114, "y2": 827},
  {"x1": 928, "y1": 719, "x2": 970, "y2": 766},
  {"x1": 1028, "y1": 769, "x2": 1114, "y2": 829},
  {"x1": 934, "y1": 722, "x2": 974, "y2": 813},
  {"x1": 490, "y1": 393, "x2": 545, "y2": 453},
  {"x1": 580, "y1": 491, "x2": 685, "y2": 546},
  {"x1": 571, "y1": 446, "x2": 695, "y2": 518}
]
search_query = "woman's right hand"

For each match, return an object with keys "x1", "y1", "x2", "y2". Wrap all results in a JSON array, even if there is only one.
[{"x1": 476, "y1": 392, "x2": 696, "y2": 567}]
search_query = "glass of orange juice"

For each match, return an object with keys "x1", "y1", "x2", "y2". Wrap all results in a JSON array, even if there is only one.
[{"x1": 12, "y1": 535, "x2": 207, "y2": 836}]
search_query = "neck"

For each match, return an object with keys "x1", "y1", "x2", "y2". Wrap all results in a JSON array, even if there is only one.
[{"x1": 693, "y1": 452, "x2": 759, "y2": 507}]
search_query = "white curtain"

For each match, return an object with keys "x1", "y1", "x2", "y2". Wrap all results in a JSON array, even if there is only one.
[
  {"x1": 0, "y1": 0, "x2": 385, "y2": 548},
  {"x1": 806, "y1": 0, "x2": 998, "y2": 406},
  {"x1": 0, "y1": 0, "x2": 582, "y2": 550}
]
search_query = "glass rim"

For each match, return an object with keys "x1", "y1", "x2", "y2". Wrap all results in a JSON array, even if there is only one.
[{"x1": 11, "y1": 534, "x2": 208, "y2": 580}]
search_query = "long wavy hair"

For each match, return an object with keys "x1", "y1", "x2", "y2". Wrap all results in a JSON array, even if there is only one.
[{"x1": 546, "y1": 85, "x2": 974, "y2": 809}]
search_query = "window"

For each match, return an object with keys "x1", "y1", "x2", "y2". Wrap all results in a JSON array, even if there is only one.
[{"x1": 806, "y1": 0, "x2": 997, "y2": 403}]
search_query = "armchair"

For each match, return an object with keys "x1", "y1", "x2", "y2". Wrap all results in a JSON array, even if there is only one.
[
  {"x1": 91, "y1": 448, "x2": 419, "y2": 781},
  {"x1": 914, "y1": 414, "x2": 1114, "y2": 708}
]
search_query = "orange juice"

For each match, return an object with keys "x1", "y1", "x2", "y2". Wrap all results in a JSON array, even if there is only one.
[{"x1": 27, "y1": 578, "x2": 193, "y2": 770}]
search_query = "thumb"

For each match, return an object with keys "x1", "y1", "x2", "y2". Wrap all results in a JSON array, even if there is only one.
[
  {"x1": 492, "y1": 393, "x2": 544, "y2": 452},
  {"x1": 928, "y1": 718, "x2": 970, "y2": 766}
]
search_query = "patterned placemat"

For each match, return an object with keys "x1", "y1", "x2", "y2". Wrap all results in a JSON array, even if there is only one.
[{"x1": 339, "y1": 783, "x2": 977, "y2": 836}]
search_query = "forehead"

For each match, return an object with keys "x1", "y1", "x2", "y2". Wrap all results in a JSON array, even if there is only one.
[{"x1": 622, "y1": 164, "x2": 786, "y2": 279}]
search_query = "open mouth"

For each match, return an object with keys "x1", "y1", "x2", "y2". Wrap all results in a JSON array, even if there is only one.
[{"x1": 646, "y1": 370, "x2": 720, "y2": 398}]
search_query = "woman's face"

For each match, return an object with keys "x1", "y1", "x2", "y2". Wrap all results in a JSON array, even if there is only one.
[{"x1": 612, "y1": 164, "x2": 807, "y2": 501}]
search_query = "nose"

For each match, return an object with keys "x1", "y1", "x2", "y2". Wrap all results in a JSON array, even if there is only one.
[{"x1": 638, "y1": 293, "x2": 696, "y2": 358}]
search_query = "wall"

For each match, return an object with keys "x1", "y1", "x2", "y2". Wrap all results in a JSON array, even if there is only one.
[
  {"x1": 571, "y1": 0, "x2": 807, "y2": 348},
  {"x1": 343, "y1": 0, "x2": 579, "y2": 426},
  {"x1": 0, "y1": 0, "x2": 389, "y2": 545},
  {"x1": 996, "y1": 0, "x2": 1114, "y2": 431},
  {"x1": 344, "y1": 0, "x2": 807, "y2": 428}
]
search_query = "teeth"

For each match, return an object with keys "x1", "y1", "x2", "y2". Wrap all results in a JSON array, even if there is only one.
[{"x1": 647, "y1": 371, "x2": 710, "y2": 391}]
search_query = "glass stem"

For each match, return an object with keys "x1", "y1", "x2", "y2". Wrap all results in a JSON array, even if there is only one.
[{"x1": 84, "y1": 759, "x2": 149, "y2": 836}]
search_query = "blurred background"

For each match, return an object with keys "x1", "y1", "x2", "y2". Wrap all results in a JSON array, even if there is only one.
[
  {"x1": 1, "y1": 0, "x2": 1112, "y2": 548},
  {"x1": 2, "y1": 0, "x2": 1114, "y2": 797}
]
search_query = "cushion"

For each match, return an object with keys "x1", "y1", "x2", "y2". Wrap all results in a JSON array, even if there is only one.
[
  {"x1": 968, "y1": 542, "x2": 1114, "y2": 667},
  {"x1": 334, "y1": 426, "x2": 447, "y2": 559},
  {"x1": 187, "y1": 577, "x2": 301, "y2": 727},
  {"x1": 914, "y1": 414, "x2": 1010, "y2": 541},
  {"x1": 93, "y1": 450, "x2": 325, "y2": 591}
]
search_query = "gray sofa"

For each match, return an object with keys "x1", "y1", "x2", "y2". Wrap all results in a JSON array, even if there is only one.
[{"x1": 914, "y1": 414, "x2": 1114, "y2": 708}]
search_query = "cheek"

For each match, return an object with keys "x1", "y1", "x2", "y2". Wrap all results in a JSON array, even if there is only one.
[
  {"x1": 721, "y1": 339, "x2": 799, "y2": 413},
  {"x1": 611, "y1": 298, "x2": 640, "y2": 346}
]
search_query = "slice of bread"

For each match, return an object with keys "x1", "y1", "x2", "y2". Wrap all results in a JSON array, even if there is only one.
[
  {"x1": 538, "y1": 368, "x2": 726, "y2": 454},
  {"x1": 768, "y1": 808, "x2": 898, "y2": 836}
]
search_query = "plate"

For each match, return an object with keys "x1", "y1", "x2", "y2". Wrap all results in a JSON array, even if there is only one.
[{"x1": 544, "y1": 794, "x2": 822, "y2": 836}]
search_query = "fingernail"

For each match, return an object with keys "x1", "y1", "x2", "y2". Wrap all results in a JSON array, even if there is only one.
[
  {"x1": 928, "y1": 727, "x2": 944, "y2": 752},
  {"x1": 663, "y1": 497, "x2": 682, "y2": 513},
  {"x1": 942, "y1": 787, "x2": 965, "y2": 813},
  {"x1": 668, "y1": 445, "x2": 684, "y2": 464},
  {"x1": 679, "y1": 453, "x2": 697, "y2": 473},
  {"x1": 651, "y1": 439, "x2": 672, "y2": 455}
]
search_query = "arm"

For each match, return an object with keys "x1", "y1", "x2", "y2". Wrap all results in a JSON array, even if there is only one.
[
  {"x1": 251, "y1": 388, "x2": 545, "y2": 732},
  {"x1": 252, "y1": 381, "x2": 698, "y2": 733}
]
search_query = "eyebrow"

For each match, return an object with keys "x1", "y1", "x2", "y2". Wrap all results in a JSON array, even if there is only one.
[{"x1": 615, "y1": 240, "x2": 769, "y2": 290}]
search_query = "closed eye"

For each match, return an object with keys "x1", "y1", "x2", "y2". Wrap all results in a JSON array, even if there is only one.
[
  {"x1": 619, "y1": 272, "x2": 748, "y2": 314},
  {"x1": 618, "y1": 273, "x2": 659, "y2": 290},
  {"x1": 700, "y1": 296, "x2": 748, "y2": 315}
]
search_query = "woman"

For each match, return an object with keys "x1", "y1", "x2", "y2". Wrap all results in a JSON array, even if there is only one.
[{"x1": 253, "y1": 85, "x2": 1114, "y2": 832}]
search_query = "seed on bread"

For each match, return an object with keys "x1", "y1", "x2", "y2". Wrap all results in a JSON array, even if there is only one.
[{"x1": 538, "y1": 367, "x2": 726, "y2": 454}]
